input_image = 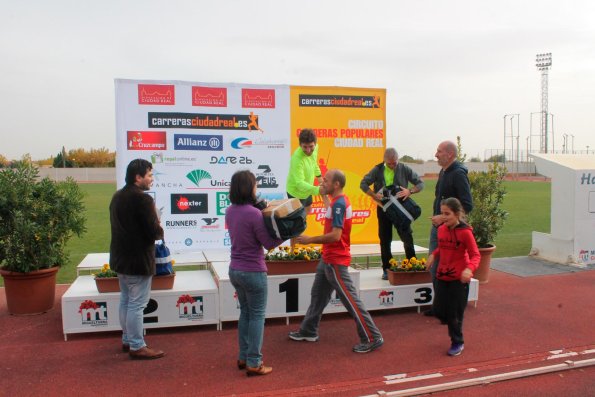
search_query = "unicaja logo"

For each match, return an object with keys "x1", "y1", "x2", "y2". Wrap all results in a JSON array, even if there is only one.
[
  {"x1": 79, "y1": 300, "x2": 108, "y2": 326},
  {"x1": 176, "y1": 294, "x2": 204, "y2": 320},
  {"x1": 378, "y1": 290, "x2": 394, "y2": 306},
  {"x1": 186, "y1": 169, "x2": 212, "y2": 187}
]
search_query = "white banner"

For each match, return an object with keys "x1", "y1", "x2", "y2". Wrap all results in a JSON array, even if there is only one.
[{"x1": 115, "y1": 80, "x2": 291, "y2": 251}]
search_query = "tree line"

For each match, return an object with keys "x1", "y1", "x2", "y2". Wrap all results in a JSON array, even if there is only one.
[{"x1": 0, "y1": 147, "x2": 116, "y2": 168}]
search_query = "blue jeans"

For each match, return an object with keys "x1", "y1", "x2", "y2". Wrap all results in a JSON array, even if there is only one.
[
  {"x1": 229, "y1": 268, "x2": 268, "y2": 368},
  {"x1": 118, "y1": 274, "x2": 152, "y2": 351}
]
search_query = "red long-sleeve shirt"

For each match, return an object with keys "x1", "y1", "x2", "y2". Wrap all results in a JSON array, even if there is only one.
[{"x1": 432, "y1": 222, "x2": 480, "y2": 281}]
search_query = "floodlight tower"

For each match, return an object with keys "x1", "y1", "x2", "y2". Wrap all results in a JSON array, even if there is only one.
[{"x1": 536, "y1": 52, "x2": 552, "y2": 153}]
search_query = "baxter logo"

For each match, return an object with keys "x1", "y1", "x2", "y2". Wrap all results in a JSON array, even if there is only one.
[
  {"x1": 171, "y1": 194, "x2": 208, "y2": 214},
  {"x1": 186, "y1": 169, "x2": 212, "y2": 187}
]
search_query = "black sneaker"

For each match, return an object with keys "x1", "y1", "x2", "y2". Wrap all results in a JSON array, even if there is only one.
[
  {"x1": 352, "y1": 338, "x2": 384, "y2": 353},
  {"x1": 447, "y1": 343, "x2": 464, "y2": 356},
  {"x1": 288, "y1": 330, "x2": 319, "y2": 342},
  {"x1": 423, "y1": 308, "x2": 435, "y2": 317}
]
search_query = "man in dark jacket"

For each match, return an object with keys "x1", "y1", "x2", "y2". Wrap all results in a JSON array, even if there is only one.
[
  {"x1": 110, "y1": 159, "x2": 165, "y2": 360},
  {"x1": 360, "y1": 148, "x2": 425, "y2": 280},
  {"x1": 426, "y1": 141, "x2": 473, "y2": 316}
]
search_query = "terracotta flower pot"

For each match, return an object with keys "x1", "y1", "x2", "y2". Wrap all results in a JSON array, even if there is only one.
[
  {"x1": 387, "y1": 269, "x2": 431, "y2": 286},
  {"x1": 475, "y1": 245, "x2": 496, "y2": 284},
  {"x1": 0, "y1": 267, "x2": 59, "y2": 315},
  {"x1": 94, "y1": 274, "x2": 176, "y2": 293},
  {"x1": 265, "y1": 260, "x2": 319, "y2": 275}
]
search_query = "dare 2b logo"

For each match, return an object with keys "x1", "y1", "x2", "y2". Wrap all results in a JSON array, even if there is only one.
[
  {"x1": 176, "y1": 295, "x2": 204, "y2": 320},
  {"x1": 79, "y1": 300, "x2": 108, "y2": 326}
]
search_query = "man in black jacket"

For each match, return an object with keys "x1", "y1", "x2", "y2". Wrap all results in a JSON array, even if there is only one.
[
  {"x1": 360, "y1": 148, "x2": 425, "y2": 280},
  {"x1": 426, "y1": 141, "x2": 473, "y2": 316},
  {"x1": 110, "y1": 159, "x2": 165, "y2": 360}
]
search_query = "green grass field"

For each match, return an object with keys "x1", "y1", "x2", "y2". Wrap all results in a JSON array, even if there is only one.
[{"x1": 49, "y1": 180, "x2": 550, "y2": 284}]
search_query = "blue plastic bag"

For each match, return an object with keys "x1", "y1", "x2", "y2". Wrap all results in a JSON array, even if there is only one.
[{"x1": 155, "y1": 240, "x2": 174, "y2": 275}]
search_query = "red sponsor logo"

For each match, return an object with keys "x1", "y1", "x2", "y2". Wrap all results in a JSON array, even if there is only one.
[
  {"x1": 138, "y1": 84, "x2": 175, "y2": 105},
  {"x1": 242, "y1": 88, "x2": 275, "y2": 108},
  {"x1": 127, "y1": 131, "x2": 167, "y2": 151},
  {"x1": 176, "y1": 196, "x2": 191, "y2": 211},
  {"x1": 192, "y1": 86, "x2": 227, "y2": 107}
]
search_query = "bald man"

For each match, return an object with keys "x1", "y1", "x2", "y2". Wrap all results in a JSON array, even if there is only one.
[{"x1": 426, "y1": 141, "x2": 473, "y2": 316}]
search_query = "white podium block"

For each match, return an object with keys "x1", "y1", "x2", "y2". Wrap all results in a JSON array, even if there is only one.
[
  {"x1": 358, "y1": 269, "x2": 478, "y2": 311},
  {"x1": 61, "y1": 271, "x2": 219, "y2": 340},
  {"x1": 211, "y1": 262, "x2": 360, "y2": 323}
]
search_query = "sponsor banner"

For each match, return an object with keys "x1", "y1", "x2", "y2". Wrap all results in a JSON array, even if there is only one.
[
  {"x1": 127, "y1": 131, "x2": 167, "y2": 151},
  {"x1": 298, "y1": 94, "x2": 380, "y2": 108},
  {"x1": 230, "y1": 137, "x2": 287, "y2": 150},
  {"x1": 242, "y1": 88, "x2": 275, "y2": 108},
  {"x1": 138, "y1": 84, "x2": 175, "y2": 105},
  {"x1": 116, "y1": 80, "x2": 384, "y2": 249},
  {"x1": 192, "y1": 86, "x2": 227, "y2": 107},
  {"x1": 290, "y1": 86, "x2": 386, "y2": 244},
  {"x1": 148, "y1": 112, "x2": 255, "y2": 131},
  {"x1": 209, "y1": 155, "x2": 253, "y2": 165},
  {"x1": 171, "y1": 193, "x2": 209, "y2": 214},
  {"x1": 165, "y1": 219, "x2": 199, "y2": 229},
  {"x1": 174, "y1": 134, "x2": 223, "y2": 151}
]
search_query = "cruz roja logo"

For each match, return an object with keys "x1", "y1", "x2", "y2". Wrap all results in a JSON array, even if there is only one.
[
  {"x1": 378, "y1": 290, "x2": 394, "y2": 306},
  {"x1": 79, "y1": 300, "x2": 108, "y2": 326},
  {"x1": 255, "y1": 165, "x2": 278, "y2": 188},
  {"x1": 176, "y1": 295, "x2": 204, "y2": 320}
]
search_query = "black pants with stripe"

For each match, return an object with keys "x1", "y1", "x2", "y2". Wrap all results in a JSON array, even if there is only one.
[{"x1": 299, "y1": 260, "x2": 382, "y2": 344}]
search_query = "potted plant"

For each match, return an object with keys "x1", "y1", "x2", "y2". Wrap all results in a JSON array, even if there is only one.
[
  {"x1": 93, "y1": 263, "x2": 176, "y2": 293},
  {"x1": 264, "y1": 246, "x2": 322, "y2": 275},
  {"x1": 467, "y1": 162, "x2": 508, "y2": 283},
  {"x1": 0, "y1": 163, "x2": 86, "y2": 314},
  {"x1": 386, "y1": 257, "x2": 431, "y2": 286}
]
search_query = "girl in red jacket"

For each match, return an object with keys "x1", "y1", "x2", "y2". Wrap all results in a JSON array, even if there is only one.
[{"x1": 427, "y1": 197, "x2": 480, "y2": 356}]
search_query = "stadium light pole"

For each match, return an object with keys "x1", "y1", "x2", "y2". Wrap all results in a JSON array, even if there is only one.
[
  {"x1": 536, "y1": 52, "x2": 552, "y2": 153},
  {"x1": 504, "y1": 114, "x2": 518, "y2": 163},
  {"x1": 570, "y1": 134, "x2": 575, "y2": 153}
]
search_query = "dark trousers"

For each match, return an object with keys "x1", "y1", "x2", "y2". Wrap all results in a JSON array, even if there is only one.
[
  {"x1": 378, "y1": 210, "x2": 415, "y2": 270},
  {"x1": 300, "y1": 260, "x2": 382, "y2": 343},
  {"x1": 433, "y1": 279, "x2": 469, "y2": 345}
]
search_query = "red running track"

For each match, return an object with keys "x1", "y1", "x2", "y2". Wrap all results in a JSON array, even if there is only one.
[{"x1": 1, "y1": 268, "x2": 594, "y2": 397}]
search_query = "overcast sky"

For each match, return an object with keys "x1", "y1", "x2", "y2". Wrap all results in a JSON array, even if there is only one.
[{"x1": 1, "y1": 0, "x2": 594, "y2": 161}]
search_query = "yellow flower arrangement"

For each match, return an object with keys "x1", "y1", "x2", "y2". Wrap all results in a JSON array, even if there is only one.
[
  {"x1": 94, "y1": 263, "x2": 118, "y2": 278},
  {"x1": 389, "y1": 257, "x2": 427, "y2": 272},
  {"x1": 265, "y1": 246, "x2": 322, "y2": 261}
]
